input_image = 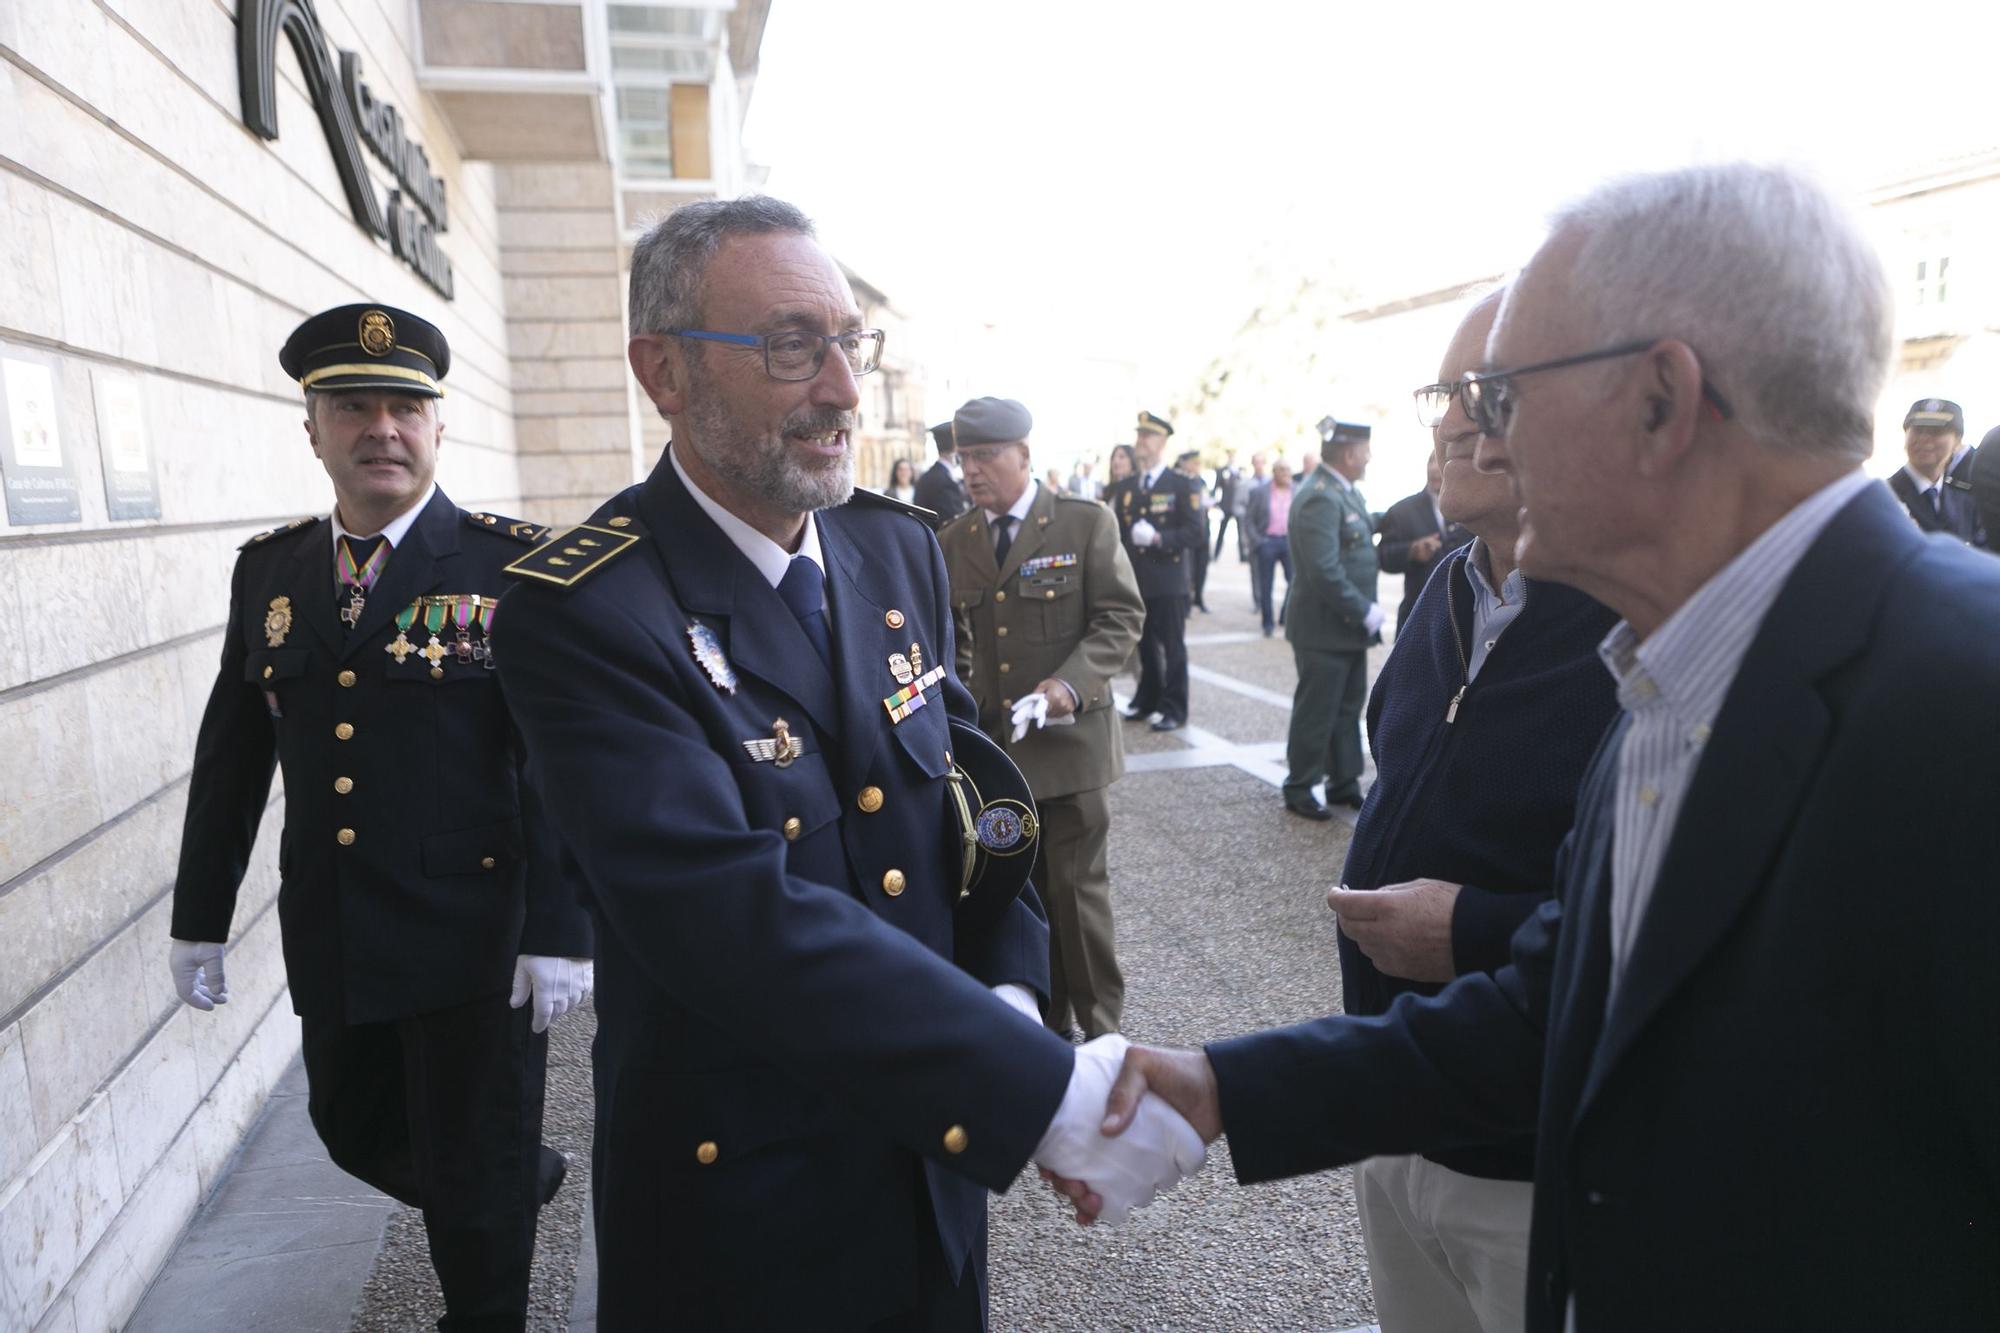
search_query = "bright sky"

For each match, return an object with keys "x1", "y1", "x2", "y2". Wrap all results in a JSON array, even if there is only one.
[{"x1": 747, "y1": 1, "x2": 1999, "y2": 479}]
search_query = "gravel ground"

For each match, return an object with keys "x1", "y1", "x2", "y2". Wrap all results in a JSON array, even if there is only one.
[{"x1": 349, "y1": 1002, "x2": 598, "y2": 1332}]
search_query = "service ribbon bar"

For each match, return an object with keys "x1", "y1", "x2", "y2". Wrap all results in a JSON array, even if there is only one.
[{"x1": 883, "y1": 665, "x2": 948, "y2": 723}]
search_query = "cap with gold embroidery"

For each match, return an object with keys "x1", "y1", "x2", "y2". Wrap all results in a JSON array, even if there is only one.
[
  {"x1": 279, "y1": 303, "x2": 450, "y2": 398},
  {"x1": 1136, "y1": 410, "x2": 1174, "y2": 437},
  {"x1": 1903, "y1": 398, "x2": 1963, "y2": 435}
]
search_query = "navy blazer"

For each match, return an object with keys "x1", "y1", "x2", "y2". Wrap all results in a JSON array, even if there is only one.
[
  {"x1": 493, "y1": 458, "x2": 1075, "y2": 1330},
  {"x1": 172, "y1": 488, "x2": 588, "y2": 1023},
  {"x1": 1209, "y1": 483, "x2": 2000, "y2": 1330}
]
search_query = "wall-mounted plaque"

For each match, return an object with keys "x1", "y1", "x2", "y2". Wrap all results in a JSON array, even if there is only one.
[
  {"x1": 93, "y1": 369, "x2": 162, "y2": 521},
  {"x1": 0, "y1": 348, "x2": 82, "y2": 526}
]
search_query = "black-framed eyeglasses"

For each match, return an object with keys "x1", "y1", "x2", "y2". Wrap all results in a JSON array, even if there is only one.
[
  {"x1": 660, "y1": 327, "x2": 885, "y2": 381},
  {"x1": 1412, "y1": 381, "x2": 1467, "y2": 429},
  {"x1": 1458, "y1": 340, "x2": 1735, "y2": 438}
]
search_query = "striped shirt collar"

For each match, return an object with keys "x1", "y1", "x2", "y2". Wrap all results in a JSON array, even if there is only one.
[{"x1": 1597, "y1": 469, "x2": 1873, "y2": 720}]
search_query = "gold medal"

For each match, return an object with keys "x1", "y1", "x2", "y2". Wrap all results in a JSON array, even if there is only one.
[
  {"x1": 264, "y1": 596, "x2": 292, "y2": 647},
  {"x1": 909, "y1": 642, "x2": 923, "y2": 676}
]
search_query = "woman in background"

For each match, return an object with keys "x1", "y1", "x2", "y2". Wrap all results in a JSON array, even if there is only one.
[
  {"x1": 885, "y1": 457, "x2": 917, "y2": 503},
  {"x1": 1106, "y1": 444, "x2": 1136, "y2": 488}
]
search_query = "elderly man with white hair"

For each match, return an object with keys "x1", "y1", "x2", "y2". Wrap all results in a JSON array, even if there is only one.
[{"x1": 1051, "y1": 163, "x2": 2000, "y2": 1330}]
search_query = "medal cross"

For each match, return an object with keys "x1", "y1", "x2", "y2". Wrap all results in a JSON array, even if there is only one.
[
  {"x1": 386, "y1": 633, "x2": 416, "y2": 664},
  {"x1": 418, "y1": 635, "x2": 449, "y2": 671}
]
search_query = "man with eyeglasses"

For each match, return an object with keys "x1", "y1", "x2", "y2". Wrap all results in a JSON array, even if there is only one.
[
  {"x1": 492, "y1": 197, "x2": 1204, "y2": 1331},
  {"x1": 1317, "y1": 290, "x2": 1618, "y2": 1333},
  {"x1": 1048, "y1": 163, "x2": 2000, "y2": 1331},
  {"x1": 1280, "y1": 417, "x2": 1384, "y2": 820}
]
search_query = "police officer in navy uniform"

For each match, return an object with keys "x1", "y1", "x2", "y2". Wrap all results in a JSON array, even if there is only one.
[
  {"x1": 167, "y1": 304, "x2": 592, "y2": 1333},
  {"x1": 1887, "y1": 398, "x2": 1986, "y2": 547},
  {"x1": 1106, "y1": 411, "x2": 1204, "y2": 731},
  {"x1": 493, "y1": 199, "x2": 1203, "y2": 1332}
]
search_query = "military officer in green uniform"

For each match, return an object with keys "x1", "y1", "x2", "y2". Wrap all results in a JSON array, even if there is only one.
[
  {"x1": 167, "y1": 304, "x2": 592, "y2": 1331},
  {"x1": 939, "y1": 397, "x2": 1146, "y2": 1038},
  {"x1": 1282, "y1": 418, "x2": 1385, "y2": 820}
]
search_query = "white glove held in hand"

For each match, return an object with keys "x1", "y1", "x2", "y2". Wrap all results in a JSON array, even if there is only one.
[
  {"x1": 1009, "y1": 693, "x2": 1049, "y2": 742},
  {"x1": 170, "y1": 940, "x2": 229, "y2": 1010},
  {"x1": 1034, "y1": 1035, "x2": 1207, "y2": 1223},
  {"x1": 1131, "y1": 518, "x2": 1160, "y2": 547},
  {"x1": 1363, "y1": 602, "x2": 1387, "y2": 635},
  {"x1": 510, "y1": 955, "x2": 594, "y2": 1033}
]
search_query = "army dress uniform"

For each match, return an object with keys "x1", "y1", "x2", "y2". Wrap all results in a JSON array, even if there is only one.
[
  {"x1": 1105, "y1": 413, "x2": 1204, "y2": 727},
  {"x1": 1283, "y1": 438, "x2": 1381, "y2": 811},
  {"x1": 170, "y1": 309, "x2": 590, "y2": 1332},
  {"x1": 492, "y1": 449, "x2": 1081, "y2": 1331},
  {"x1": 942, "y1": 472, "x2": 1145, "y2": 1038}
]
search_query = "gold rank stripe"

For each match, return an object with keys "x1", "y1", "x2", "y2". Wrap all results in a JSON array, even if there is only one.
[
  {"x1": 503, "y1": 524, "x2": 641, "y2": 586},
  {"x1": 300, "y1": 362, "x2": 442, "y2": 392}
]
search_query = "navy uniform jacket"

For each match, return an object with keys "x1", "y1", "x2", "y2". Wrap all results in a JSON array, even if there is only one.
[
  {"x1": 171, "y1": 487, "x2": 590, "y2": 1024},
  {"x1": 1886, "y1": 452, "x2": 1986, "y2": 546},
  {"x1": 912, "y1": 457, "x2": 969, "y2": 522},
  {"x1": 1374, "y1": 488, "x2": 1471, "y2": 633},
  {"x1": 1105, "y1": 469, "x2": 1203, "y2": 600},
  {"x1": 1207, "y1": 484, "x2": 2000, "y2": 1330},
  {"x1": 492, "y1": 458, "x2": 1075, "y2": 1330}
]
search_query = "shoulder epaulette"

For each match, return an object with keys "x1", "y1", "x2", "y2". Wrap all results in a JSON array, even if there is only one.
[
  {"x1": 845, "y1": 488, "x2": 943, "y2": 530},
  {"x1": 502, "y1": 521, "x2": 644, "y2": 588},
  {"x1": 239, "y1": 516, "x2": 316, "y2": 550},
  {"x1": 466, "y1": 510, "x2": 552, "y2": 543}
]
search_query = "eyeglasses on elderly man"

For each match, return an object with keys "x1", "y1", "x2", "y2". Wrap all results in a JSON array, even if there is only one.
[{"x1": 1453, "y1": 339, "x2": 1735, "y2": 438}]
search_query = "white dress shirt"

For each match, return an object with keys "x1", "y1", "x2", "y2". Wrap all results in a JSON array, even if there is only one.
[
  {"x1": 1594, "y1": 469, "x2": 1872, "y2": 997},
  {"x1": 981, "y1": 479, "x2": 1039, "y2": 555},
  {"x1": 670, "y1": 444, "x2": 825, "y2": 600},
  {"x1": 330, "y1": 482, "x2": 435, "y2": 589}
]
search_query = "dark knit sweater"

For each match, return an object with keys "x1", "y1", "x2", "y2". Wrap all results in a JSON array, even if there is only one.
[{"x1": 1339, "y1": 546, "x2": 1620, "y2": 1180}]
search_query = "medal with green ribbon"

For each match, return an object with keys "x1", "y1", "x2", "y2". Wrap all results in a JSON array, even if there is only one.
[
  {"x1": 385, "y1": 602, "x2": 420, "y2": 664},
  {"x1": 418, "y1": 600, "x2": 450, "y2": 678}
]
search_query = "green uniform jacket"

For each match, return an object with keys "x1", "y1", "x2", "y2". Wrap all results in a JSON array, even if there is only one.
[
  {"x1": 1284, "y1": 464, "x2": 1381, "y2": 653},
  {"x1": 941, "y1": 483, "x2": 1145, "y2": 798}
]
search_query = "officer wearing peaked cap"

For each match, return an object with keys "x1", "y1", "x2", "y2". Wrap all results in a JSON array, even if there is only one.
[
  {"x1": 1106, "y1": 410, "x2": 1204, "y2": 730},
  {"x1": 1888, "y1": 398, "x2": 1986, "y2": 547},
  {"x1": 939, "y1": 396, "x2": 1145, "y2": 1039},
  {"x1": 168, "y1": 302, "x2": 591, "y2": 1331}
]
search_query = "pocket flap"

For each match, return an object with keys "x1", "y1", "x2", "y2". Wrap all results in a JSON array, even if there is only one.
[
  {"x1": 664, "y1": 1064, "x2": 838, "y2": 1164},
  {"x1": 245, "y1": 648, "x2": 310, "y2": 684},
  {"x1": 421, "y1": 818, "x2": 523, "y2": 876}
]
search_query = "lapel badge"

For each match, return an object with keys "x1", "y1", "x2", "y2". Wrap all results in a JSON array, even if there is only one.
[
  {"x1": 885, "y1": 608, "x2": 906, "y2": 630},
  {"x1": 264, "y1": 596, "x2": 292, "y2": 647},
  {"x1": 687, "y1": 620, "x2": 737, "y2": 694},
  {"x1": 909, "y1": 641, "x2": 923, "y2": 676},
  {"x1": 888, "y1": 652, "x2": 915, "y2": 685},
  {"x1": 742, "y1": 717, "x2": 803, "y2": 768}
]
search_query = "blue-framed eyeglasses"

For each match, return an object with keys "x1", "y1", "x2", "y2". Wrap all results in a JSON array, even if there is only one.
[
  {"x1": 1458, "y1": 340, "x2": 1734, "y2": 438},
  {"x1": 660, "y1": 327, "x2": 885, "y2": 382}
]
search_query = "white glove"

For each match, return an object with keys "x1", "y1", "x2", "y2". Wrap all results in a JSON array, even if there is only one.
[
  {"x1": 1009, "y1": 693, "x2": 1049, "y2": 742},
  {"x1": 170, "y1": 939, "x2": 230, "y2": 1010},
  {"x1": 1034, "y1": 1035, "x2": 1207, "y2": 1224},
  {"x1": 1363, "y1": 602, "x2": 1387, "y2": 635},
  {"x1": 510, "y1": 955, "x2": 594, "y2": 1033},
  {"x1": 992, "y1": 983, "x2": 1043, "y2": 1025},
  {"x1": 1130, "y1": 518, "x2": 1159, "y2": 547}
]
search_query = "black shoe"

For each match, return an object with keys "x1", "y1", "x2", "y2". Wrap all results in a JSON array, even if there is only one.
[
  {"x1": 1327, "y1": 792, "x2": 1365, "y2": 811},
  {"x1": 1262, "y1": 626, "x2": 1274, "y2": 638},
  {"x1": 1148, "y1": 716, "x2": 1184, "y2": 732},
  {"x1": 1121, "y1": 707, "x2": 1154, "y2": 722},
  {"x1": 1284, "y1": 799, "x2": 1333, "y2": 822},
  {"x1": 538, "y1": 1146, "x2": 568, "y2": 1207},
  {"x1": 1196, "y1": 603, "x2": 1211, "y2": 613}
]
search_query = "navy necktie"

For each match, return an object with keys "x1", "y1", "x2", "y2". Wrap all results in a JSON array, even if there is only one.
[
  {"x1": 993, "y1": 515, "x2": 1016, "y2": 566},
  {"x1": 776, "y1": 556, "x2": 832, "y2": 673}
]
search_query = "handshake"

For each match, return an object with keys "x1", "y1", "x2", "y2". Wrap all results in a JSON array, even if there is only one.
[{"x1": 1029, "y1": 1035, "x2": 1218, "y2": 1225}]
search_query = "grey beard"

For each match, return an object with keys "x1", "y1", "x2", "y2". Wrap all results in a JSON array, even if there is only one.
[{"x1": 684, "y1": 394, "x2": 856, "y2": 514}]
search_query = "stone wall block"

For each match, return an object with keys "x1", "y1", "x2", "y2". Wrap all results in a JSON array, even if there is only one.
[
  {"x1": 506, "y1": 318, "x2": 627, "y2": 361},
  {"x1": 19, "y1": 930, "x2": 150, "y2": 1145},
  {"x1": 509, "y1": 357, "x2": 628, "y2": 392},
  {"x1": 0, "y1": 1022, "x2": 39, "y2": 1191},
  {"x1": 63, "y1": 1127, "x2": 198, "y2": 1333},
  {"x1": 497, "y1": 210, "x2": 619, "y2": 251},
  {"x1": 107, "y1": 1012, "x2": 201, "y2": 1199},
  {"x1": 513, "y1": 389, "x2": 630, "y2": 420},
  {"x1": 0, "y1": 684, "x2": 98, "y2": 887},
  {"x1": 501, "y1": 274, "x2": 622, "y2": 321}
]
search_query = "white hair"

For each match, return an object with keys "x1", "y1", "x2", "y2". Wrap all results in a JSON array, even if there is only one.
[{"x1": 1539, "y1": 162, "x2": 1892, "y2": 460}]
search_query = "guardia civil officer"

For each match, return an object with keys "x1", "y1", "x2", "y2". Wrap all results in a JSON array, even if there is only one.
[
  {"x1": 168, "y1": 304, "x2": 592, "y2": 1331},
  {"x1": 915, "y1": 417, "x2": 971, "y2": 520},
  {"x1": 1282, "y1": 418, "x2": 1385, "y2": 820},
  {"x1": 491, "y1": 198, "x2": 1201, "y2": 1331},
  {"x1": 1105, "y1": 411, "x2": 1204, "y2": 731},
  {"x1": 938, "y1": 397, "x2": 1145, "y2": 1039}
]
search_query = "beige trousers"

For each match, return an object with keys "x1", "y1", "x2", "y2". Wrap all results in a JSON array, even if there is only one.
[
  {"x1": 1032, "y1": 786, "x2": 1123, "y2": 1038},
  {"x1": 1355, "y1": 1154, "x2": 1534, "y2": 1333}
]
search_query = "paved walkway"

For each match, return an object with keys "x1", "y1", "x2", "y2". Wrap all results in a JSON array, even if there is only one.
[{"x1": 129, "y1": 550, "x2": 1398, "y2": 1332}]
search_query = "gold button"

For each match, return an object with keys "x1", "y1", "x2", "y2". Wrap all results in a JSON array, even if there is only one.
[
  {"x1": 782, "y1": 816, "x2": 802, "y2": 841},
  {"x1": 337, "y1": 670, "x2": 357, "y2": 687},
  {"x1": 1001, "y1": 699, "x2": 1012, "y2": 709},
  {"x1": 333, "y1": 776, "x2": 353, "y2": 795},
  {"x1": 857, "y1": 786, "x2": 884, "y2": 814},
  {"x1": 695, "y1": 1141, "x2": 718, "y2": 1165},
  {"x1": 885, "y1": 609, "x2": 905, "y2": 629},
  {"x1": 334, "y1": 722, "x2": 354, "y2": 741},
  {"x1": 1045, "y1": 590, "x2": 1056, "y2": 600},
  {"x1": 996, "y1": 626, "x2": 1008, "y2": 637},
  {"x1": 608, "y1": 515, "x2": 632, "y2": 528},
  {"x1": 882, "y1": 869, "x2": 906, "y2": 897},
  {"x1": 261, "y1": 666, "x2": 274, "y2": 680},
  {"x1": 994, "y1": 591, "x2": 1006, "y2": 603},
  {"x1": 336, "y1": 827, "x2": 355, "y2": 846},
  {"x1": 942, "y1": 1125, "x2": 968, "y2": 1154},
  {"x1": 480, "y1": 856, "x2": 497, "y2": 870},
  {"x1": 999, "y1": 663, "x2": 1011, "y2": 674}
]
